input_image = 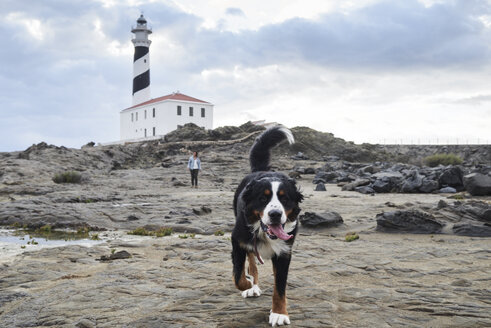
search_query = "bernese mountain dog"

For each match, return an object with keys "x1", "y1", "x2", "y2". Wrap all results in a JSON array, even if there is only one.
[{"x1": 231, "y1": 126, "x2": 303, "y2": 327}]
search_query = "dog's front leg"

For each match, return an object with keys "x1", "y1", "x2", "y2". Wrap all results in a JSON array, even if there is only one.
[
  {"x1": 231, "y1": 237, "x2": 251, "y2": 291},
  {"x1": 270, "y1": 254, "x2": 291, "y2": 327}
]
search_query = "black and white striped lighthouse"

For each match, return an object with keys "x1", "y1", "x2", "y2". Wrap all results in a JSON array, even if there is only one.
[{"x1": 131, "y1": 14, "x2": 152, "y2": 106}]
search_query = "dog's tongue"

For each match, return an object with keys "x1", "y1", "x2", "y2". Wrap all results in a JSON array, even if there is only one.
[{"x1": 268, "y1": 224, "x2": 293, "y2": 240}]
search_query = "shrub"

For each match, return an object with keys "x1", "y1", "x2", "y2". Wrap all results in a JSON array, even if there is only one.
[
  {"x1": 424, "y1": 153, "x2": 463, "y2": 167},
  {"x1": 53, "y1": 171, "x2": 82, "y2": 184},
  {"x1": 214, "y1": 230, "x2": 225, "y2": 236},
  {"x1": 155, "y1": 227, "x2": 173, "y2": 237}
]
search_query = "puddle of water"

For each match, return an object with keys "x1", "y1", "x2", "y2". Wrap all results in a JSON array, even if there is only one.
[{"x1": 0, "y1": 229, "x2": 103, "y2": 247}]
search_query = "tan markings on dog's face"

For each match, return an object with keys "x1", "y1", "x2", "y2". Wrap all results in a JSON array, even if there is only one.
[
  {"x1": 253, "y1": 210, "x2": 264, "y2": 218},
  {"x1": 279, "y1": 190, "x2": 285, "y2": 196},
  {"x1": 264, "y1": 189, "x2": 271, "y2": 196}
]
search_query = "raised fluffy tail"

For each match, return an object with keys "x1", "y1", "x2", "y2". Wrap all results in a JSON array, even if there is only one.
[{"x1": 249, "y1": 126, "x2": 294, "y2": 172}]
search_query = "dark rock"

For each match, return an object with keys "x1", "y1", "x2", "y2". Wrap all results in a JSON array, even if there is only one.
[
  {"x1": 291, "y1": 152, "x2": 309, "y2": 160},
  {"x1": 376, "y1": 210, "x2": 443, "y2": 234},
  {"x1": 127, "y1": 215, "x2": 140, "y2": 221},
  {"x1": 439, "y1": 187, "x2": 457, "y2": 193},
  {"x1": 98, "y1": 250, "x2": 132, "y2": 261},
  {"x1": 315, "y1": 183, "x2": 326, "y2": 191},
  {"x1": 341, "y1": 179, "x2": 370, "y2": 191},
  {"x1": 304, "y1": 167, "x2": 316, "y2": 174},
  {"x1": 452, "y1": 223, "x2": 491, "y2": 237},
  {"x1": 438, "y1": 167, "x2": 464, "y2": 190},
  {"x1": 437, "y1": 200, "x2": 448, "y2": 209},
  {"x1": 83, "y1": 141, "x2": 95, "y2": 148},
  {"x1": 463, "y1": 173, "x2": 491, "y2": 196},
  {"x1": 372, "y1": 179, "x2": 392, "y2": 193},
  {"x1": 192, "y1": 206, "x2": 212, "y2": 215},
  {"x1": 400, "y1": 170, "x2": 423, "y2": 193},
  {"x1": 419, "y1": 178, "x2": 439, "y2": 193},
  {"x1": 355, "y1": 186, "x2": 375, "y2": 194},
  {"x1": 313, "y1": 171, "x2": 338, "y2": 184},
  {"x1": 288, "y1": 171, "x2": 301, "y2": 179},
  {"x1": 299, "y1": 211, "x2": 343, "y2": 228}
]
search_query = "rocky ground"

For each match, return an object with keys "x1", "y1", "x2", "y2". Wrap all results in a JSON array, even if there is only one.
[{"x1": 0, "y1": 124, "x2": 490, "y2": 327}]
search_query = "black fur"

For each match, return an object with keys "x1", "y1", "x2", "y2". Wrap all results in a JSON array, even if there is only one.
[
  {"x1": 231, "y1": 126, "x2": 303, "y2": 312},
  {"x1": 249, "y1": 126, "x2": 292, "y2": 173}
]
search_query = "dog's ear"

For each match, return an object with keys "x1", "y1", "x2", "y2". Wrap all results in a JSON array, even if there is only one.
[
  {"x1": 242, "y1": 180, "x2": 256, "y2": 202},
  {"x1": 295, "y1": 189, "x2": 304, "y2": 203},
  {"x1": 287, "y1": 178, "x2": 304, "y2": 203}
]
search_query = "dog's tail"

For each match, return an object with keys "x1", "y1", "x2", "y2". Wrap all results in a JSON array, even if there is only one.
[{"x1": 250, "y1": 126, "x2": 294, "y2": 172}]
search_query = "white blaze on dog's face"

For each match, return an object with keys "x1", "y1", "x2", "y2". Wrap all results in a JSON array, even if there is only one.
[{"x1": 261, "y1": 181, "x2": 287, "y2": 225}]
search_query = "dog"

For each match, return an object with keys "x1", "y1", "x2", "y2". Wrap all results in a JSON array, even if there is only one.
[{"x1": 231, "y1": 126, "x2": 303, "y2": 327}]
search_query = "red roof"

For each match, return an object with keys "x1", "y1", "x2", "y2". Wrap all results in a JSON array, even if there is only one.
[{"x1": 125, "y1": 92, "x2": 211, "y2": 110}]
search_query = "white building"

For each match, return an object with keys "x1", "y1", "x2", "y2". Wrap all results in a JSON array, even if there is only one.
[
  {"x1": 120, "y1": 92, "x2": 213, "y2": 140},
  {"x1": 120, "y1": 15, "x2": 214, "y2": 141}
]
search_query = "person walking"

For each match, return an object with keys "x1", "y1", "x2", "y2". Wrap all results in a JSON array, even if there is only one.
[{"x1": 187, "y1": 151, "x2": 201, "y2": 188}]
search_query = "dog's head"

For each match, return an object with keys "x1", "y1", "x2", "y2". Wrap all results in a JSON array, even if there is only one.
[{"x1": 242, "y1": 176, "x2": 303, "y2": 240}]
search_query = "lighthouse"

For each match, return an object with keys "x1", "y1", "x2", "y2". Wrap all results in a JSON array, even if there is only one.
[
  {"x1": 131, "y1": 14, "x2": 152, "y2": 106},
  {"x1": 119, "y1": 14, "x2": 214, "y2": 142}
]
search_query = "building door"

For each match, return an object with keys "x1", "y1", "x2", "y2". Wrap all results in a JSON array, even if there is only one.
[{"x1": 144, "y1": 128, "x2": 147, "y2": 137}]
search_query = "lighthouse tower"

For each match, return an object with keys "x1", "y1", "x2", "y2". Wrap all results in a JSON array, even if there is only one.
[{"x1": 131, "y1": 14, "x2": 152, "y2": 106}]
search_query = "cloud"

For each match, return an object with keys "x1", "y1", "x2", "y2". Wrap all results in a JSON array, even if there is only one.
[
  {"x1": 225, "y1": 7, "x2": 245, "y2": 17},
  {"x1": 0, "y1": 0, "x2": 490, "y2": 151}
]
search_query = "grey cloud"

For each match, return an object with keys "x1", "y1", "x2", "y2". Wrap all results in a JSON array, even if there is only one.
[
  {"x1": 168, "y1": 0, "x2": 491, "y2": 72},
  {"x1": 225, "y1": 7, "x2": 245, "y2": 17},
  {"x1": 454, "y1": 94, "x2": 491, "y2": 105}
]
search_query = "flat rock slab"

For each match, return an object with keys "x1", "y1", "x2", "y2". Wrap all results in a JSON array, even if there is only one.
[
  {"x1": 1, "y1": 233, "x2": 490, "y2": 327},
  {"x1": 376, "y1": 210, "x2": 443, "y2": 234}
]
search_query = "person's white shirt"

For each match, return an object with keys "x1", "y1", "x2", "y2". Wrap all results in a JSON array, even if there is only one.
[{"x1": 193, "y1": 159, "x2": 199, "y2": 169}]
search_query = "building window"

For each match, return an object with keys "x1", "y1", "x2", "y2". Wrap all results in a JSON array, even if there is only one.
[
  {"x1": 153, "y1": 127, "x2": 155, "y2": 136},
  {"x1": 201, "y1": 108, "x2": 205, "y2": 117},
  {"x1": 131, "y1": 113, "x2": 134, "y2": 122},
  {"x1": 189, "y1": 107, "x2": 193, "y2": 116},
  {"x1": 144, "y1": 128, "x2": 147, "y2": 137},
  {"x1": 152, "y1": 108, "x2": 155, "y2": 117},
  {"x1": 144, "y1": 110, "x2": 147, "y2": 119},
  {"x1": 177, "y1": 106, "x2": 182, "y2": 116},
  {"x1": 136, "y1": 112, "x2": 138, "y2": 121}
]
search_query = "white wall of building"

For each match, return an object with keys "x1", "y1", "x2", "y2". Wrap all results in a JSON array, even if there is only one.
[{"x1": 120, "y1": 100, "x2": 213, "y2": 141}]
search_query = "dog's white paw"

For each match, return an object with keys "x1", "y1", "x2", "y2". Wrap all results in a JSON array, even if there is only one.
[
  {"x1": 269, "y1": 311, "x2": 290, "y2": 327},
  {"x1": 241, "y1": 284, "x2": 262, "y2": 298}
]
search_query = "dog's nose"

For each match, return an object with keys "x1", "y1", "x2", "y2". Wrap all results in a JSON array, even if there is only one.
[{"x1": 268, "y1": 210, "x2": 282, "y2": 224}]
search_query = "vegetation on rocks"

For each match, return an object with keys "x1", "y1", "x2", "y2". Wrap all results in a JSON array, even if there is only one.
[
  {"x1": 128, "y1": 227, "x2": 173, "y2": 237},
  {"x1": 53, "y1": 171, "x2": 82, "y2": 184},
  {"x1": 345, "y1": 232, "x2": 359, "y2": 242},
  {"x1": 424, "y1": 153, "x2": 463, "y2": 167}
]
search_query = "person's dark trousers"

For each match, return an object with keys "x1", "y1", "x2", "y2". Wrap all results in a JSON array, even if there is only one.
[{"x1": 190, "y1": 169, "x2": 199, "y2": 186}]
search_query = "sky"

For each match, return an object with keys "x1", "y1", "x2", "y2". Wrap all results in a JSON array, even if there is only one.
[{"x1": 0, "y1": 0, "x2": 490, "y2": 151}]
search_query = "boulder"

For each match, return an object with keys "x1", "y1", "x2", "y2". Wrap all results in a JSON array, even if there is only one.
[
  {"x1": 304, "y1": 167, "x2": 316, "y2": 174},
  {"x1": 463, "y1": 173, "x2": 491, "y2": 196},
  {"x1": 315, "y1": 183, "x2": 326, "y2": 191},
  {"x1": 376, "y1": 210, "x2": 443, "y2": 234},
  {"x1": 439, "y1": 187, "x2": 457, "y2": 193},
  {"x1": 400, "y1": 170, "x2": 423, "y2": 193},
  {"x1": 419, "y1": 178, "x2": 439, "y2": 193},
  {"x1": 438, "y1": 167, "x2": 464, "y2": 190},
  {"x1": 355, "y1": 186, "x2": 375, "y2": 194},
  {"x1": 313, "y1": 171, "x2": 338, "y2": 184},
  {"x1": 341, "y1": 179, "x2": 370, "y2": 191},
  {"x1": 299, "y1": 211, "x2": 343, "y2": 228},
  {"x1": 372, "y1": 179, "x2": 393, "y2": 193}
]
